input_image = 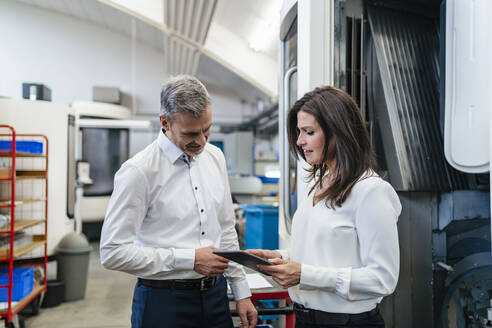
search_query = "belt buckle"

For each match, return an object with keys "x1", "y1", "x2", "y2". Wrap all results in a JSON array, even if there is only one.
[
  {"x1": 294, "y1": 303, "x2": 309, "y2": 313},
  {"x1": 200, "y1": 278, "x2": 207, "y2": 291}
]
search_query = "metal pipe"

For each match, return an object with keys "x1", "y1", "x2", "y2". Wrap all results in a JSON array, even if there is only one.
[
  {"x1": 351, "y1": 16, "x2": 356, "y2": 96},
  {"x1": 131, "y1": 17, "x2": 137, "y2": 115},
  {"x1": 231, "y1": 307, "x2": 294, "y2": 316},
  {"x1": 360, "y1": 15, "x2": 366, "y2": 119},
  {"x1": 436, "y1": 261, "x2": 454, "y2": 272}
]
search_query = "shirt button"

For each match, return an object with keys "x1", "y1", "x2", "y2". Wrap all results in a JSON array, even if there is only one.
[
  {"x1": 200, "y1": 209, "x2": 204, "y2": 213},
  {"x1": 201, "y1": 232, "x2": 205, "y2": 235},
  {"x1": 195, "y1": 187, "x2": 198, "y2": 190}
]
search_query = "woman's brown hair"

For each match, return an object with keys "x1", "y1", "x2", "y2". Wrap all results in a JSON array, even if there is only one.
[{"x1": 287, "y1": 86, "x2": 378, "y2": 208}]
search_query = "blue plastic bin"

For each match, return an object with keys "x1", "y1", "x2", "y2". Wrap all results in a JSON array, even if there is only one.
[
  {"x1": 241, "y1": 205, "x2": 279, "y2": 250},
  {"x1": 257, "y1": 175, "x2": 279, "y2": 184},
  {"x1": 0, "y1": 141, "x2": 43, "y2": 154},
  {"x1": 257, "y1": 299, "x2": 280, "y2": 320},
  {"x1": 0, "y1": 267, "x2": 34, "y2": 301}
]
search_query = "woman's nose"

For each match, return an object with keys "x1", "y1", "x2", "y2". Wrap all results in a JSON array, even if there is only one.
[{"x1": 296, "y1": 135, "x2": 304, "y2": 146}]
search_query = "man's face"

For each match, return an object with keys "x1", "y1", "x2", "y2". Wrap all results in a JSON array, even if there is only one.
[{"x1": 160, "y1": 104, "x2": 213, "y2": 156}]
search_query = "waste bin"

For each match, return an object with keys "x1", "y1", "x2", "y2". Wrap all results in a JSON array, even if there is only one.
[
  {"x1": 41, "y1": 280, "x2": 65, "y2": 308},
  {"x1": 56, "y1": 232, "x2": 92, "y2": 301},
  {"x1": 240, "y1": 205, "x2": 279, "y2": 250}
]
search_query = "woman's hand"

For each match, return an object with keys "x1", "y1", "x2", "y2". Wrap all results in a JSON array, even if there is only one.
[
  {"x1": 245, "y1": 249, "x2": 282, "y2": 260},
  {"x1": 258, "y1": 258, "x2": 301, "y2": 289}
]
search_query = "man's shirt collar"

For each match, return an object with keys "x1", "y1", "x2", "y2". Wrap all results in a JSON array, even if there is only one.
[{"x1": 158, "y1": 129, "x2": 184, "y2": 164}]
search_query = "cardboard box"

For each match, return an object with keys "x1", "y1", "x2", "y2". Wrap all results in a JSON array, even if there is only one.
[{"x1": 0, "y1": 169, "x2": 11, "y2": 179}]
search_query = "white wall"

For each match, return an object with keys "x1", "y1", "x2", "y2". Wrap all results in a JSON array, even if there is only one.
[
  {"x1": 205, "y1": 83, "x2": 257, "y2": 124},
  {"x1": 0, "y1": 0, "x2": 165, "y2": 113},
  {"x1": 0, "y1": 0, "x2": 253, "y2": 124},
  {"x1": 0, "y1": 0, "x2": 278, "y2": 173}
]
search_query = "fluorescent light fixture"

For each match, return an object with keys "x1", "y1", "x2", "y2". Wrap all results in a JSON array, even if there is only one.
[
  {"x1": 78, "y1": 119, "x2": 151, "y2": 129},
  {"x1": 265, "y1": 169, "x2": 280, "y2": 178}
]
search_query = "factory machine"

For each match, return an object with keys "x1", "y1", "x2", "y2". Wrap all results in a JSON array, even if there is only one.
[
  {"x1": 73, "y1": 101, "x2": 138, "y2": 238},
  {"x1": 1, "y1": 99, "x2": 76, "y2": 257},
  {"x1": 0, "y1": 98, "x2": 150, "y2": 252},
  {"x1": 278, "y1": 0, "x2": 492, "y2": 327}
]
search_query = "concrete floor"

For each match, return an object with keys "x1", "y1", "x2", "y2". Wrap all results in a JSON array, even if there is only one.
[
  {"x1": 25, "y1": 242, "x2": 134, "y2": 328},
  {"x1": 21, "y1": 243, "x2": 275, "y2": 328}
]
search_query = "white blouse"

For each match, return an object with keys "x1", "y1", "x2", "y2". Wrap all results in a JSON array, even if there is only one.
[{"x1": 278, "y1": 175, "x2": 401, "y2": 314}]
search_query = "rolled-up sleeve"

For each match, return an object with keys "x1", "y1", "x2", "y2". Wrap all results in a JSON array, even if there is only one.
[
  {"x1": 299, "y1": 181, "x2": 401, "y2": 301},
  {"x1": 100, "y1": 163, "x2": 195, "y2": 276}
]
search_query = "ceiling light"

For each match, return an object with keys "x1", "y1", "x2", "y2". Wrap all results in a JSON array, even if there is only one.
[{"x1": 247, "y1": 0, "x2": 282, "y2": 52}]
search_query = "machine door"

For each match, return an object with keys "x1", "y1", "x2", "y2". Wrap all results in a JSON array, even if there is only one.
[
  {"x1": 81, "y1": 128, "x2": 129, "y2": 196},
  {"x1": 279, "y1": 3, "x2": 298, "y2": 241}
]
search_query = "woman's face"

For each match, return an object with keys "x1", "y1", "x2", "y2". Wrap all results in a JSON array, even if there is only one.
[{"x1": 296, "y1": 110, "x2": 326, "y2": 165}]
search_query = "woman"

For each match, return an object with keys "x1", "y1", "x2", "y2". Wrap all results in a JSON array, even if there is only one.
[{"x1": 248, "y1": 86, "x2": 401, "y2": 327}]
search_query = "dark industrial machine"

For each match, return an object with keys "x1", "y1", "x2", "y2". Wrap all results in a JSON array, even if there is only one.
[{"x1": 279, "y1": 0, "x2": 492, "y2": 326}]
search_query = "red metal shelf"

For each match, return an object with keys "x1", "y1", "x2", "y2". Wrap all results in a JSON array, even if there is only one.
[{"x1": 0, "y1": 125, "x2": 48, "y2": 324}]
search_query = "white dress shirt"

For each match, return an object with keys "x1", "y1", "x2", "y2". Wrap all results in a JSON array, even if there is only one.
[
  {"x1": 100, "y1": 130, "x2": 251, "y2": 300},
  {"x1": 278, "y1": 174, "x2": 401, "y2": 314}
]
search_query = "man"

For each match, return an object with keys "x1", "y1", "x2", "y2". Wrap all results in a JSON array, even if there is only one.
[{"x1": 100, "y1": 75, "x2": 257, "y2": 328}]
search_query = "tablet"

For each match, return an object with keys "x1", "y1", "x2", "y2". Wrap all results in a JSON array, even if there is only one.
[{"x1": 213, "y1": 250, "x2": 272, "y2": 274}]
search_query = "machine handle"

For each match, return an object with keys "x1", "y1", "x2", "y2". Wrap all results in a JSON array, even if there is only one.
[{"x1": 281, "y1": 66, "x2": 297, "y2": 234}]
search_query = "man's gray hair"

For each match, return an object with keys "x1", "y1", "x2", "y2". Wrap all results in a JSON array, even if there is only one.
[{"x1": 160, "y1": 75, "x2": 211, "y2": 120}]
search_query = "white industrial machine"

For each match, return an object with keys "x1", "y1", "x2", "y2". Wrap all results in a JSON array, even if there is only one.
[
  {"x1": 443, "y1": 0, "x2": 491, "y2": 174},
  {"x1": 72, "y1": 101, "x2": 149, "y2": 237},
  {"x1": 0, "y1": 99, "x2": 76, "y2": 256},
  {"x1": 0, "y1": 98, "x2": 151, "y2": 253},
  {"x1": 278, "y1": 0, "x2": 332, "y2": 248}
]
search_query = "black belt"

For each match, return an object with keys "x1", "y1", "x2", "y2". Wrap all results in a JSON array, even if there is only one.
[
  {"x1": 138, "y1": 276, "x2": 218, "y2": 291},
  {"x1": 294, "y1": 303, "x2": 380, "y2": 325}
]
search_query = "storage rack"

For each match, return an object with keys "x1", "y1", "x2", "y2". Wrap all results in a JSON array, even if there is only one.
[{"x1": 0, "y1": 125, "x2": 48, "y2": 324}]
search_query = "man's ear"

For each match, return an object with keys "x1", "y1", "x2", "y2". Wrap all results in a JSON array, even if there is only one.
[{"x1": 159, "y1": 115, "x2": 170, "y2": 131}]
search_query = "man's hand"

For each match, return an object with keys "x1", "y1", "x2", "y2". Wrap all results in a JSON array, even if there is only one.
[
  {"x1": 245, "y1": 249, "x2": 282, "y2": 260},
  {"x1": 236, "y1": 297, "x2": 257, "y2": 328},
  {"x1": 194, "y1": 246, "x2": 229, "y2": 277},
  {"x1": 258, "y1": 258, "x2": 301, "y2": 289}
]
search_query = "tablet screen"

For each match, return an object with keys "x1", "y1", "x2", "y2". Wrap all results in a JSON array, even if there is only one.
[{"x1": 213, "y1": 250, "x2": 272, "y2": 274}]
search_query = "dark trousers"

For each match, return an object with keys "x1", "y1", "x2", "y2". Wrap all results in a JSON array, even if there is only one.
[
  {"x1": 131, "y1": 275, "x2": 233, "y2": 328},
  {"x1": 294, "y1": 304, "x2": 385, "y2": 328}
]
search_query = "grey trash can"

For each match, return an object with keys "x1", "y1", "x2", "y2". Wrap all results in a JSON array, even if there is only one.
[{"x1": 56, "y1": 232, "x2": 93, "y2": 301}]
